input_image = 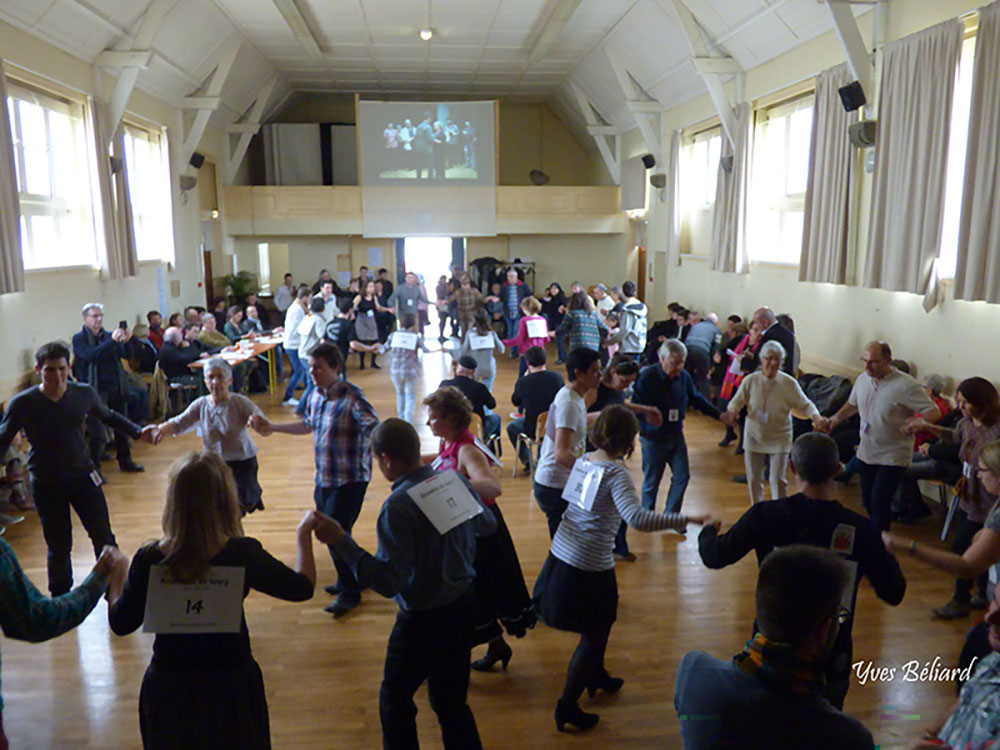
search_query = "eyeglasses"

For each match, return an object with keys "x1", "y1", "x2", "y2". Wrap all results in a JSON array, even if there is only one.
[{"x1": 837, "y1": 607, "x2": 852, "y2": 625}]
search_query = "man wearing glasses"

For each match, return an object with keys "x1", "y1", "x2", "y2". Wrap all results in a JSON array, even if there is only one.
[{"x1": 696, "y1": 432, "x2": 906, "y2": 710}]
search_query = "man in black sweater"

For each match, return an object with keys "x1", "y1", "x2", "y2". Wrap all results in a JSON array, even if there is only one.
[
  {"x1": 158, "y1": 326, "x2": 209, "y2": 381},
  {"x1": 742, "y1": 307, "x2": 796, "y2": 376},
  {"x1": 698, "y1": 432, "x2": 906, "y2": 709},
  {"x1": 439, "y1": 356, "x2": 499, "y2": 440},
  {"x1": 507, "y1": 346, "x2": 564, "y2": 472},
  {"x1": 0, "y1": 342, "x2": 155, "y2": 595}
]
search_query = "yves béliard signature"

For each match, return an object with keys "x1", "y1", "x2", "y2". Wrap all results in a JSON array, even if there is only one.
[{"x1": 853, "y1": 656, "x2": 979, "y2": 686}]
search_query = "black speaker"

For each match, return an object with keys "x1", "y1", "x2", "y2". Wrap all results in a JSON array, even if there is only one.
[
  {"x1": 838, "y1": 81, "x2": 866, "y2": 112},
  {"x1": 189, "y1": 151, "x2": 206, "y2": 169},
  {"x1": 641, "y1": 153, "x2": 656, "y2": 169}
]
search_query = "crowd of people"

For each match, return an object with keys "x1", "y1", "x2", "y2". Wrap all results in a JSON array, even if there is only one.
[
  {"x1": 380, "y1": 114, "x2": 478, "y2": 179},
  {"x1": 0, "y1": 261, "x2": 997, "y2": 750}
]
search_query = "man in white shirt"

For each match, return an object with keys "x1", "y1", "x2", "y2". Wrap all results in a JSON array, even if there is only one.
[
  {"x1": 275, "y1": 273, "x2": 294, "y2": 312},
  {"x1": 826, "y1": 341, "x2": 939, "y2": 530},
  {"x1": 318, "y1": 280, "x2": 338, "y2": 322},
  {"x1": 281, "y1": 285, "x2": 312, "y2": 406},
  {"x1": 593, "y1": 284, "x2": 615, "y2": 318}
]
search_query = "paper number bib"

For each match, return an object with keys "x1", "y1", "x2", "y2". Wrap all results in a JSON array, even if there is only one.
[
  {"x1": 143, "y1": 565, "x2": 245, "y2": 634},
  {"x1": 469, "y1": 333, "x2": 493, "y2": 350},
  {"x1": 391, "y1": 331, "x2": 419, "y2": 350},
  {"x1": 526, "y1": 318, "x2": 547, "y2": 339},
  {"x1": 561, "y1": 458, "x2": 605, "y2": 512},
  {"x1": 407, "y1": 470, "x2": 483, "y2": 535}
]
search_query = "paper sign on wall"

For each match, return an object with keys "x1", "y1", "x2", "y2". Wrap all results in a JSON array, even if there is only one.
[
  {"x1": 143, "y1": 565, "x2": 245, "y2": 634},
  {"x1": 407, "y1": 470, "x2": 483, "y2": 535}
]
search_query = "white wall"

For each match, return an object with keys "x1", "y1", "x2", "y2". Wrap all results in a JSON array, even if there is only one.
[
  {"x1": 0, "y1": 20, "x2": 224, "y2": 401},
  {"x1": 643, "y1": 0, "x2": 997, "y2": 381}
]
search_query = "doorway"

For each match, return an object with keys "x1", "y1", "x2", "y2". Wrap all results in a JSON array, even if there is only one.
[{"x1": 403, "y1": 236, "x2": 461, "y2": 333}]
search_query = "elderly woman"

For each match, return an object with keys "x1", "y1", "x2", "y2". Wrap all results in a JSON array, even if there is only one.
[
  {"x1": 422, "y1": 387, "x2": 535, "y2": 673},
  {"x1": 722, "y1": 340, "x2": 824, "y2": 504},
  {"x1": 904, "y1": 377, "x2": 1000, "y2": 619}
]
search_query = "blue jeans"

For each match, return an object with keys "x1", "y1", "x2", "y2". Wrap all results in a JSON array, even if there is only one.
[
  {"x1": 555, "y1": 333, "x2": 567, "y2": 362},
  {"x1": 483, "y1": 413, "x2": 501, "y2": 444},
  {"x1": 314, "y1": 482, "x2": 369, "y2": 600},
  {"x1": 480, "y1": 373, "x2": 495, "y2": 415},
  {"x1": 640, "y1": 435, "x2": 690, "y2": 513},
  {"x1": 504, "y1": 312, "x2": 521, "y2": 355},
  {"x1": 392, "y1": 376, "x2": 419, "y2": 424},
  {"x1": 507, "y1": 417, "x2": 530, "y2": 467},
  {"x1": 283, "y1": 351, "x2": 307, "y2": 401},
  {"x1": 533, "y1": 482, "x2": 567, "y2": 539}
]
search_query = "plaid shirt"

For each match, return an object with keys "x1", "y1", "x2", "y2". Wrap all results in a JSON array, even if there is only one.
[
  {"x1": 304, "y1": 381, "x2": 378, "y2": 488},
  {"x1": 384, "y1": 333, "x2": 429, "y2": 382},
  {"x1": 0, "y1": 539, "x2": 106, "y2": 709}
]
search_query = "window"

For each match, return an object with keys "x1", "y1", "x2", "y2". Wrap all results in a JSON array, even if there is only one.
[
  {"x1": 746, "y1": 94, "x2": 814, "y2": 264},
  {"x1": 937, "y1": 33, "x2": 977, "y2": 280},
  {"x1": 123, "y1": 123, "x2": 174, "y2": 263},
  {"x1": 6, "y1": 83, "x2": 97, "y2": 269},
  {"x1": 679, "y1": 126, "x2": 722, "y2": 255},
  {"x1": 257, "y1": 243, "x2": 271, "y2": 291}
]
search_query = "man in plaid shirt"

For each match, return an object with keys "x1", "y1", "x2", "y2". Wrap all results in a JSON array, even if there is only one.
[{"x1": 252, "y1": 342, "x2": 378, "y2": 616}]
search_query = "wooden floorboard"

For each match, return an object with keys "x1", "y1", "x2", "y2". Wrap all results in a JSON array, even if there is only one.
[{"x1": 0, "y1": 346, "x2": 967, "y2": 748}]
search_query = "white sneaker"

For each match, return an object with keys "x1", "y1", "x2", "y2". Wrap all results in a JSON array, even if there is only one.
[{"x1": 281, "y1": 397, "x2": 299, "y2": 407}]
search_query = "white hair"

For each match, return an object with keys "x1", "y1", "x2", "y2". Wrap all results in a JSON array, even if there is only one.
[
  {"x1": 760, "y1": 340, "x2": 787, "y2": 362},
  {"x1": 658, "y1": 339, "x2": 686, "y2": 360},
  {"x1": 163, "y1": 326, "x2": 182, "y2": 344},
  {"x1": 81, "y1": 302, "x2": 104, "y2": 316},
  {"x1": 203, "y1": 358, "x2": 232, "y2": 378}
]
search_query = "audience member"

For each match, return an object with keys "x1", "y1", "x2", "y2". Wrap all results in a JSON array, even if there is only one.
[
  {"x1": 826, "y1": 341, "x2": 939, "y2": 530},
  {"x1": 533, "y1": 348, "x2": 603, "y2": 538},
  {"x1": 377, "y1": 267, "x2": 393, "y2": 297},
  {"x1": 699, "y1": 432, "x2": 906, "y2": 708},
  {"x1": 275, "y1": 273, "x2": 295, "y2": 312},
  {"x1": 198, "y1": 313, "x2": 231, "y2": 349},
  {"x1": 508, "y1": 346, "x2": 564, "y2": 473},
  {"x1": 146, "y1": 310, "x2": 164, "y2": 350},
  {"x1": 251, "y1": 343, "x2": 378, "y2": 617},
  {"x1": 675, "y1": 545, "x2": 875, "y2": 749},
  {"x1": 158, "y1": 326, "x2": 206, "y2": 381},
  {"x1": 0, "y1": 342, "x2": 154, "y2": 595},
  {"x1": 211, "y1": 298, "x2": 228, "y2": 331},
  {"x1": 313, "y1": 418, "x2": 495, "y2": 749},
  {"x1": 224, "y1": 305, "x2": 247, "y2": 342},
  {"x1": 108, "y1": 451, "x2": 322, "y2": 750},
  {"x1": 72, "y1": 303, "x2": 144, "y2": 473},
  {"x1": 311, "y1": 269, "x2": 334, "y2": 295},
  {"x1": 440, "y1": 356, "x2": 499, "y2": 441}
]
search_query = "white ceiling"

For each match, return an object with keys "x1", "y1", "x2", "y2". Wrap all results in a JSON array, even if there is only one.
[{"x1": 0, "y1": 0, "x2": 866, "y2": 160}]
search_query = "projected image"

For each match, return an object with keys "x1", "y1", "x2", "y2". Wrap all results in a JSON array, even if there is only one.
[{"x1": 378, "y1": 107, "x2": 479, "y2": 180}]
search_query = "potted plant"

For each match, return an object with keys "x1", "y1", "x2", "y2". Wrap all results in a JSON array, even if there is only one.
[{"x1": 220, "y1": 271, "x2": 258, "y2": 305}]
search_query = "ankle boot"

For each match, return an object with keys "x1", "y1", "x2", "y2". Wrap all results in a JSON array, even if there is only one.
[
  {"x1": 471, "y1": 638, "x2": 512, "y2": 672},
  {"x1": 554, "y1": 700, "x2": 598, "y2": 732},
  {"x1": 586, "y1": 671, "x2": 624, "y2": 697}
]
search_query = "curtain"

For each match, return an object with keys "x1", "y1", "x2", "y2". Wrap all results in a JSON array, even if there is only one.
[
  {"x1": 954, "y1": 1, "x2": 1000, "y2": 304},
  {"x1": 863, "y1": 20, "x2": 963, "y2": 311},
  {"x1": 799, "y1": 63, "x2": 854, "y2": 284},
  {"x1": 710, "y1": 103, "x2": 751, "y2": 274},
  {"x1": 91, "y1": 100, "x2": 138, "y2": 280},
  {"x1": 662, "y1": 129, "x2": 682, "y2": 267},
  {"x1": 0, "y1": 62, "x2": 24, "y2": 294}
]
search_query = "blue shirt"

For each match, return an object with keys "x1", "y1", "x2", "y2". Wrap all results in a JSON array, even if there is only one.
[
  {"x1": 505, "y1": 284, "x2": 520, "y2": 318},
  {"x1": 334, "y1": 465, "x2": 497, "y2": 611},
  {"x1": 632, "y1": 365, "x2": 721, "y2": 441},
  {"x1": 684, "y1": 321, "x2": 721, "y2": 357}
]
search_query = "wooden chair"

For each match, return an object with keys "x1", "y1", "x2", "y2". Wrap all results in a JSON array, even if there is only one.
[
  {"x1": 513, "y1": 410, "x2": 547, "y2": 478},
  {"x1": 922, "y1": 478, "x2": 960, "y2": 542},
  {"x1": 471, "y1": 413, "x2": 502, "y2": 462}
]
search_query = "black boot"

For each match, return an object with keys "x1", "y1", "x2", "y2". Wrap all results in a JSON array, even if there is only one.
[
  {"x1": 471, "y1": 637, "x2": 512, "y2": 672},
  {"x1": 555, "y1": 700, "x2": 598, "y2": 732}
]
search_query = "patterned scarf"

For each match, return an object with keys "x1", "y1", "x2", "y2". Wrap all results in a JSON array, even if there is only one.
[{"x1": 733, "y1": 633, "x2": 826, "y2": 698}]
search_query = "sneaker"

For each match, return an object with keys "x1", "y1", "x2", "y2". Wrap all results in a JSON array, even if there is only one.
[
  {"x1": 932, "y1": 598, "x2": 970, "y2": 619},
  {"x1": 281, "y1": 397, "x2": 299, "y2": 407}
]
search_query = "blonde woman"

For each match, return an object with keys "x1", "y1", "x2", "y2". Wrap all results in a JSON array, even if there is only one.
[{"x1": 109, "y1": 451, "x2": 330, "y2": 750}]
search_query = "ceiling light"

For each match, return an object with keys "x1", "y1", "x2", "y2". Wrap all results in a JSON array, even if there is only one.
[{"x1": 419, "y1": 28, "x2": 433, "y2": 41}]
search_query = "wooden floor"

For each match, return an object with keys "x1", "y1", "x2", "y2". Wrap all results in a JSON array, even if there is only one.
[{"x1": 2, "y1": 346, "x2": 968, "y2": 749}]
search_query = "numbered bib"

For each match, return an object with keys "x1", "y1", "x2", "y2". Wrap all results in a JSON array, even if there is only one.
[
  {"x1": 469, "y1": 333, "x2": 493, "y2": 350},
  {"x1": 143, "y1": 565, "x2": 245, "y2": 634},
  {"x1": 526, "y1": 318, "x2": 547, "y2": 339},
  {"x1": 391, "y1": 331, "x2": 419, "y2": 350},
  {"x1": 561, "y1": 458, "x2": 605, "y2": 512},
  {"x1": 407, "y1": 470, "x2": 483, "y2": 535}
]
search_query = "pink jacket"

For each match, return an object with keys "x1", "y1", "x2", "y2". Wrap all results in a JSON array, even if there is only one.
[{"x1": 503, "y1": 314, "x2": 549, "y2": 352}]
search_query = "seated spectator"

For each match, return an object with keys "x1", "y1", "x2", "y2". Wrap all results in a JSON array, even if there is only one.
[
  {"x1": 224, "y1": 306, "x2": 248, "y2": 342},
  {"x1": 698, "y1": 432, "x2": 905, "y2": 708},
  {"x1": 183, "y1": 306, "x2": 200, "y2": 324},
  {"x1": 245, "y1": 293, "x2": 271, "y2": 330},
  {"x1": 243, "y1": 305, "x2": 268, "y2": 335},
  {"x1": 675, "y1": 544, "x2": 876, "y2": 749},
  {"x1": 199, "y1": 313, "x2": 231, "y2": 349},
  {"x1": 211, "y1": 297, "x2": 228, "y2": 330},
  {"x1": 158, "y1": 326, "x2": 206, "y2": 381},
  {"x1": 167, "y1": 312, "x2": 183, "y2": 329},
  {"x1": 129, "y1": 324, "x2": 159, "y2": 374},
  {"x1": 146, "y1": 310, "x2": 164, "y2": 350},
  {"x1": 508, "y1": 346, "x2": 564, "y2": 473},
  {"x1": 440, "y1": 356, "x2": 499, "y2": 442}
]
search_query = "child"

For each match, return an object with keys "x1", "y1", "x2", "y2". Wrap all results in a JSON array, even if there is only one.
[
  {"x1": 381, "y1": 314, "x2": 430, "y2": 424},
  {"x1": 153, "y1": 358, "x2": 267, "y2": 514},
  {"x1": 502, "y1": 296, "x2": 549, "y2": 377},
  {"x1": 459, "y1": 308, "x2": 505, "y2": 396}
]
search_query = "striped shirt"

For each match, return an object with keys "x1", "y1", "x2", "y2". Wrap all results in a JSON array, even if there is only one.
[
  {"x1": 0, "y1": 539, "x2": 106, "y2": 709},
  {"x1": 304, "y1": 381, "x2": 378, "y2": 488},
  {"x1": 557, "y1": 310, "x2": 608, "y2": 352},
  {"x1": 551, "y1": 458, "x2": 686, "y2": 572}
]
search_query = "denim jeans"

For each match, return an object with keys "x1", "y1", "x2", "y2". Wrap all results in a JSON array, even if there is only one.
[
  {"x1": 856, "y1": 460, "x2": 906, "y2": 531},
  {"x1": 534, "y1": 482, "x2": 568, "y2": 539},
  {"x1": 483, "y1": 413, "x2": 501, "y2": 445},
  {"x1": 640, "y1": 435, "x2": 690, "y2": 513},
  {"x1": 314, "y1": 482, "x2": 369, "y2": 600},
  {"x1": 392, "y1": 376, "x2": 419, "y2": 424},
  {"x1": 283, "y1": 351, "x2": 307, "y2": 401},
  {"x1": 555, "y1": 334, "x2": 567, "y2": 362},
  {"x1": 504, "y1": 312, "x2": 521, "y2": 355},
  {"x1": 480, "y1": 373, "x2": 495, "y2": 415},
  {"x1": 507, "y1": 417, "x2": 530, "y2": 468}
]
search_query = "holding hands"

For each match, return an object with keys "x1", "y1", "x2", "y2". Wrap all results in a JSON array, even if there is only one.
[
  {"x1": 248, "y1": 414, "x2": 273, "y2": 436},
  {"x1": 299, "y1": 509, "x2": 345, "y2": 546},
  {"x1": 139, "y1": 424, "x2": 161, "y2": 444},
  {"x1": 93, "y1": 545, "x2": 129, "y2": 602},
  {"x1": 720, "y1": 411, "x2": 738, "y2": 428}
]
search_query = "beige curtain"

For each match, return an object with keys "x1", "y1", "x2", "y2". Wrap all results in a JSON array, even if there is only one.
[
  {"x1": 0, "y1": 63, "x2": 24, "y2": 294},
  {"x1": 799, "y1": 63, "x2": 854, "y2": 284},
  {"x1": 91, "y1": 100, "x2": 138, "y2": 280},
  {"x1": 864, "y1": 20, "x2": 963, "y2": 311},
  {"x1": 710, "y1": 103, "x2": 750, "y2": 274},
  {"x1": 954, "y1": 1, "x2": 1000, "y2": 304}
]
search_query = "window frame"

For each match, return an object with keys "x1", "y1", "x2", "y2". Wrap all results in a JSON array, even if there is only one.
[{"x1": 122, "y1": 117, "x2": 176, "y2": 265}]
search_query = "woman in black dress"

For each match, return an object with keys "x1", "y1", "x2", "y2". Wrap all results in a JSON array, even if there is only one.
[
  {"x1": 353, "y1": 280, "x2": 386, "y2": 369},
  {"x1": 109, "y1": 451, "x2": 325, "y2": 750}
]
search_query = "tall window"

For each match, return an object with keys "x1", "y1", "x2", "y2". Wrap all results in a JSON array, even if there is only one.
[
  {"x1": 937, "y1": 33, "x2": 977, "y2": 280},
  {"x1": 123, "y1": 123, "x2": 174, "y2": 263},
  {"x1": 679, "y1": 127, "x2": 722, "y2": 255},
  {"x1": 6, "y1": 83, "x2": 97, "y2": 269},
  {"x1": 746, "y1": 94, "x2": 814, "y2": 264}
]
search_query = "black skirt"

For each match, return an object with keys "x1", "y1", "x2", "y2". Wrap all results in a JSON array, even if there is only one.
[
  {"x1": 227, "y1": 456, "x2": 263, "y2": 513},
  {"x1": 472, "y1": 503, "x2": 536, "y2": 645},
  {"x1": 532, "y1": 553, "x2": 618, "y2": 634},
  {"x1": 139, "y1": 657, "x2": 270, "y2": 750}
]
